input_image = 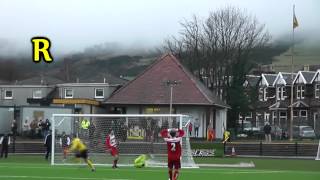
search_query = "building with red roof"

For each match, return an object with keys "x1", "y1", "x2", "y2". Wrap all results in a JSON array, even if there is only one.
[{"x1": 104, "y1": 54, "x2": 229, "y2": 139}]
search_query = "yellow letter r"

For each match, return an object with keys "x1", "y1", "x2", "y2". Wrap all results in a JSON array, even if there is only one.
[{"x1": 31, "y1": 37, "x2": 53, "y2": 63}]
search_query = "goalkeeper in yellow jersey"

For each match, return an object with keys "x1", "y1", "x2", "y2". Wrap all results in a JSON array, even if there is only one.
[
  {"x1": 68, "y1": 137, "x2": 96, "y2": 172},
  {"x1": 134, "y1": 154, "x2": 148, "y2": 168}
]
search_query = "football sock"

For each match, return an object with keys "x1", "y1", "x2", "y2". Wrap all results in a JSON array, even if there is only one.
[
  {"x1": 87, "y1": 159, "x2": 94, "y2": 170},
  {"x1": 169, "y1": 169, "x2": 173, "y2": 180},
  {"x1": 174, "y1": 170, "x2": 179, "y2": 180}
]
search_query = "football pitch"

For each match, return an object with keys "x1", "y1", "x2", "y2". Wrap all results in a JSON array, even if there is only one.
[{"x1": 0, "y1": 155, "x2": 319, "y2": 180}]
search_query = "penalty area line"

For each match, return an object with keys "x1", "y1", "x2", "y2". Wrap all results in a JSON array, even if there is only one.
[{"x1": 0, "y1": 175, "x2": 131, "y2": 180}]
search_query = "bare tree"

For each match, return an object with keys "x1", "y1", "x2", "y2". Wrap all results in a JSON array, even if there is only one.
[{"x1": 164, "y1": 7, "x2": 270, "y2": 128}]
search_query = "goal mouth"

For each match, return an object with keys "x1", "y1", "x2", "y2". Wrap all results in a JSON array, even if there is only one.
[{"x1": 51, "y1": 114, "x2": 198, "y2": 168}]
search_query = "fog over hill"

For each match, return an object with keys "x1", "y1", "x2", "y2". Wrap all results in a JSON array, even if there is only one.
[{"x1": 0, "y1": 30, "x2": 319, "y2": 82}]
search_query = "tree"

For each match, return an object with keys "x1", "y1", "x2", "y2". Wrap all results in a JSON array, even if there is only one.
[{"x1": 163, "y1": 7, "x2": 270, "y2": 128}]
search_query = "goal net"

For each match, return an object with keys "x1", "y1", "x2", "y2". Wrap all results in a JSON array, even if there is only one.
[
  {"x1": 316, "y1": 140, "x2": 320, "y2": 160},
  {"x1": 51, "y1": 114, "x2": 198, "y2": 168}
]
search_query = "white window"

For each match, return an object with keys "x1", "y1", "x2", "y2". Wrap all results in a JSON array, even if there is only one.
[
  {"x1": 4, "y1": 90, "x2": 13, "y2": 99},
  {"x1": 32, "y1": 90, "x2": 42, "y2": 99},
  {"x1": 264, "y1": 113, "x2": 270, "y2": 123},
  {"x1": 280, "y1": 111, "x2": 287, "y2": 118},
  {"x1": 64, "y1": 89, "x2": 73, "y2": 98},
  {"x1": 315, "y1": 84, "x2": 320, "y2": 99},
  {"x1": 276, "y1": 86, "x2": 286, "y2": 101},
  {"x1": 276, "y1": 87, "x2": 281, "y2": 100},
  {"x1": 272, "y1": 111, "x2": 277, "y2": 125},
  {"x1": 279, "y1": 111, "x2": 287, "y2": 127},
  {"x1": 296, "y1": 85, "x2": 305, "y2": 99},
  {"x1": 293, "y1": 110, "x2": 299, "y2": 117},
  {"x1": 281, "y1": 87, "x2": 287, "y2": 100},
  {"x1": 95, "y1": 88, "x2": 104, "y2": 99},
  {"x1": 263, "y1": 88, "x2": 268, "y2": 101},
  {"x1": 258, "y1": 88, "x2": 263, "y2": 101},
  {"x1": 300, "y1": 110, "x2": 307, "y2": 118}
]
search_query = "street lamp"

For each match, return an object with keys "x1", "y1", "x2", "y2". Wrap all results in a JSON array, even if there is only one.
[{"x1": 165, "y1": 80, "x2": 181, "y2": 115}]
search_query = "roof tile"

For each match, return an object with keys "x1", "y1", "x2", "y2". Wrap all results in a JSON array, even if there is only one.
[{"x1": 105, "y1": 54, "x2": 229, "y2": 108}]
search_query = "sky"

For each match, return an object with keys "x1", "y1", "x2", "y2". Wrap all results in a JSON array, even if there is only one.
[{"x1": 0, "y1": 0, "x2": 319, "y2": 56}]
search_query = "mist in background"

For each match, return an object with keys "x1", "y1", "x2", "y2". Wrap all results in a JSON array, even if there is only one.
[{"x1": 0, "y1": 0, "x2": 319, "y2": 57}]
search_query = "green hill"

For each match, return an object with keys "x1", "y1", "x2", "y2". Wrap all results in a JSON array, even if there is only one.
[{"x1": 272, "y1": 38, "x2": 320, "y2": 72}]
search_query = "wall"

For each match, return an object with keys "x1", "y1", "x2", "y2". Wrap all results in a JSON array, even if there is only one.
[
  {"x1": 0, "y1": 107, "x2": 14, "y2": 134},
  {"x1": 177, "y1": 107, "x2": 207, "y2": 138},
  {"x1": 116, "y1": 105, "x2": 228, "y2": 139},
  {"x1": 215, "y1": 108, "x2": 227, "y2": 139},
  {"x1": 125, "y1": 105, "x2": 208, "y2": 137},
  {"x1": 57, "y1": 85, "x2": 118, "y2": 101},
  {"x1": 0, "y1": 86, "x2": 53, "y2": 106},
  {"x1": 126, "y1": 106, "x2": 140, "y2": 114}
]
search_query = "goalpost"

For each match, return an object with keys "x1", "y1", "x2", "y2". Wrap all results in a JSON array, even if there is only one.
[
  {"x1": 316, "y1": 139, "x2": 320, "y2": 160},
  {"x1": 51, "y1": 114, "x2": 198, "y2": 168}
]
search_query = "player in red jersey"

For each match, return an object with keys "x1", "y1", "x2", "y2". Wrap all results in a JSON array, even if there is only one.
[
  {"x1": 105, "y1": 129, "x2": 119, "y2": 168},
  {"x1": 160, "y1": 128, "x2": 185, "y2": 180}
]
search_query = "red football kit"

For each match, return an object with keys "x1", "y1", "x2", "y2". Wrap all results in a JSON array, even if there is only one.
[
  {"x1": 161, "y1": 129, "x2": 185, "y2": 169},
  {"x1": 105, "y1": 134, "x2": 119, "y2": 156}
]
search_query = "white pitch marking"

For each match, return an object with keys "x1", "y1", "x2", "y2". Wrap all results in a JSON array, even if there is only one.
[
  {"x1": 0, "y1": 175, "x2": 131, "y2": 180},
  {"x1": 1, "y1": 164, "x2": 320, "y2": 175}
]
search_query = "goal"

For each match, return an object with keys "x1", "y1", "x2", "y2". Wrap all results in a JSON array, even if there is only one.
[
  {"x1": 316, "y1": 139, "x2": 320, "y2": 160},
  {"x1": 51, "y1": 114, "x2": 198, "y2": 168}
]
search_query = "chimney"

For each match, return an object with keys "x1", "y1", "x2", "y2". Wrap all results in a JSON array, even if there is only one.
[
  {"x1": 76, "y1": 78, "x2": 79, "y2": 83},
  {"x1": 304, "y1": 65, "x2": 310, "y2": 71},
  {"x1": 104, "y1": 78, "x2": 106, "y2": 83}
]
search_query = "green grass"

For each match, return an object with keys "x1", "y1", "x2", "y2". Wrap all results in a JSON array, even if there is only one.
[{"x1": 0, "y1": 155, "x2": 319, "y2": 180}]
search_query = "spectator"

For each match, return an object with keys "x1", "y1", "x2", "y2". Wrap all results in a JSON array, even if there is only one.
[
  {"x1": 222, "y1": 129, "x2": 230, "y2": 143},
  {"x1": 59, "y1": 132, "x2": 71, "y2": 161},
  {"x1": 188, "y1": 122, "x2": 193, "y2": 137},
  {"x1": 11, "y1": 119, "x2": 17, "y2": 139},
  {"x1": 11, "y1": 119, "x2": 17, "y2": 153},
  {"x1": 264, "y1": 122, "x2": 272, "y2": 143},
  {"x1": 44, "y1": 130, "x2": 52, "y2": 160},
  {"x1": 207, "y1": 120, "x2": 214, "y2": 141},
  {"x1": 80, "y1": 118, "x2": 90, "y2": 138},
  {"x1": 23, "y1": 120, "x2": 29, "y2": 137},
  {"x1": 43, "y1": 119, "x2": 51, "y2": 137},
  {"x1": 0, "y1": 134, "x2": 10, "y2": 158},
  {"x1": 194, "y1": 118, "x2": 200, "y2": 137},
  {"x1": 30, "y1": 119, "x2": 38, "y2": 138},
  {"x1": 89, "y1": 122, "x2": 96, "y2": 148},
  {"x1": 120, "y1": 122, "x2": 127, "y2": 142},
  {"x1": 38, "y1": 119, "x2": 44, "y2": 137},
  {"x1": 153, "y1": 124, "x2": 160, "y2": 142}
]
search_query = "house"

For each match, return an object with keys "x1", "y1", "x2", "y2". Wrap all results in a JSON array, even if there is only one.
[
  {"x1": 0, "y1": 76, "x2": 72, "y2": 134},
  {"x1": 244, "y1": 70, "x2": 320, "y2": 135},
  {"x1": 0, "y1": 74, "x2": 127, "y2": 134},
  {"x1": 104, "y1": 54, "x2": 230, "y2": 139}
]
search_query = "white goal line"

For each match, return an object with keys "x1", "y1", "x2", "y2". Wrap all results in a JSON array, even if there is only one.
[{"x1": 52, "y1": 114, "x2": 189, "y2": 118}]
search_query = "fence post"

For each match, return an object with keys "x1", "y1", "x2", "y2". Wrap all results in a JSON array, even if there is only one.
[
  {"x1": 295, "y1": 142, "x2": 298, "y2": 156},
  {"x1": 260, "y1": 141, "x2": 263, "y2": 156}
]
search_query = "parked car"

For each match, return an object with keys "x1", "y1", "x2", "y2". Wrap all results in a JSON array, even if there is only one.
[
  {"x1": 293, "y1": 126, "x2": 316, "y2": 139},
  {"x1": 237, "y1": 120, "x2": 260, "y2": 137}
]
